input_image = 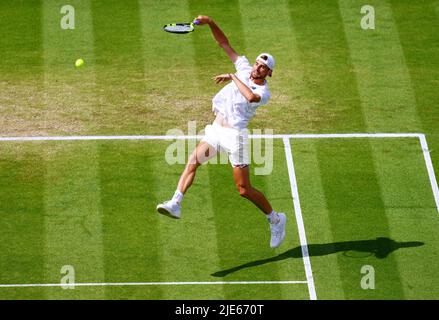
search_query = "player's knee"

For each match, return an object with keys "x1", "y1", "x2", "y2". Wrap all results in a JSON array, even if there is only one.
[
  {"x1": 186, "y1": 162, "x2": 199, "y2": 174},
  {"x1": 187, "y1": 154, "x2": 201, "y2": 168},
  {"x1": 237, "y1": 184, "x2": 251, "y2": 198}
]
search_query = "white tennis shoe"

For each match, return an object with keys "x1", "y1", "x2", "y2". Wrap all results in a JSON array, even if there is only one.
[
  {"x1": 156, "y1": 200, "x2": 181, "y2": 219},
  {"x1": 270, "y1": 213, "x2": 286, "y2": 248}
]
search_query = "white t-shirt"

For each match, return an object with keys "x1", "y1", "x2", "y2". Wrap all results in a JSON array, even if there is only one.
[{"x1": 212, "y1": 56, "x2": 270, "y2": 129}]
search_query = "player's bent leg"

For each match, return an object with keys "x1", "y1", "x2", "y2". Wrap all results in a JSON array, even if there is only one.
[
  {"x1": 232, "y1": 165, "x2": 286, "y2": 248},
  {"x1": 232, "y1": 165, "x2": 273, "y2": 214}
]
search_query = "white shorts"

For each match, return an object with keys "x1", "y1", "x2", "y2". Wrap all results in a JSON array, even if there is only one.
[{"x1": 201, "y1": 122, "x2": 249, "y2": 167}]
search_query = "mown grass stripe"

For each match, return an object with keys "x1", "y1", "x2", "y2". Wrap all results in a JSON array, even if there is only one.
[
  {"x1": 137, "y1": 0, "x2": 203, "y2": 134},
  {"x1": 237, "y1": 0, "x2": 305, "y2": 133},
  {"x1": 291, "y1": 139, "x2": 346, "y2": 299},
  {"x1": 91, "y1": 0, "x2": 146, "y2": 135},
  {"x1": 288, "y1": 0, "x2": 406, "y2": 299},
  {"x1": 390, "y1": 0, "x2": 439, "y2": 200},
  {"x1": 41, "y1": 1, "x2": 106, "y2": 299},
  {"x1": 0, "y1": 1, "x2": 46, "y2": 299},
  {"x1": 0, "y1": 0, "x2": 45, "y2": 136},
  {"x1": 0, "y1": 0, "x2": 44, "y2": 76},
  {"x1": 315, "y1": 139, "x2": 406, "y2": 298},
  {"x1": 91, "y1": 1, "x2": 159, "y2": 298},
  {"x1": 389, "y1": 0, "x2": 439, "y2": 134},
  {"x1": 368, "y1": 138, "x2": 439, "y2": 298},
  {"x1": 338, "y1": 0, "x2": 422, "y2": 133},
  {"x1": 42, "y1": 0, "x2": 99, "y2": 136},
  {"x1": 43, "y1": 142, "x2": 105, "y2": 299},
  {"x1": 97, "y1": 141, "x2": 164, "y2": 299},
  {"x1": 0, "y1": 145, "x2": 46, "y2": 299},
  {"x1": 287, "y1": 0, "x2": 366, "y2": 133}
]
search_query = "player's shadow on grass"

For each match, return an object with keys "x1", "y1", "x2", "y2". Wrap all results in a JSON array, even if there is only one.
[{"x1": 211, "y1": 237, "x2": 423, "y2": 278}]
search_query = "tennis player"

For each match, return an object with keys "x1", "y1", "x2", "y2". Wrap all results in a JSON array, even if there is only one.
[{"x1": 157, "y1": 15, "x2": 286, "y2": 248}]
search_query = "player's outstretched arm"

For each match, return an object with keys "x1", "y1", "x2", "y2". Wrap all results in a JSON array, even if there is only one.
[{"x1": 194, "y1": 15, "x2": 239, "y2": 63}]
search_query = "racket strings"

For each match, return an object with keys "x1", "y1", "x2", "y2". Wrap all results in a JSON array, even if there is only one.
[{"x1": 164, "y1": 23, "x2": 193, "y2": 33}]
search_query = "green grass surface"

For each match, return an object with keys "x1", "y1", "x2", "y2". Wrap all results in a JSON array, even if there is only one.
[
  {"x1": 0, "y1": 138, "x2": 438, "y2": 299},
  {"x1": 0, "y1": 0, "x2": 438, "y2": 299}
]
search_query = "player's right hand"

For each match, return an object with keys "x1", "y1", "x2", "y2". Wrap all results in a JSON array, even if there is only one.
[{"x1": 193, "y1": 15, "x2": 212, "y2": 25}]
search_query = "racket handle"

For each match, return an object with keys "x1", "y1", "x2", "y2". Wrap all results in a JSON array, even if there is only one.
[{"x1": 193, "y1": 19, "x2": 200, "y2": 25}]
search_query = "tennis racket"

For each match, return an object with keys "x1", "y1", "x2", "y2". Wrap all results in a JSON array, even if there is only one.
[{"x1": 163, "y1": 20, "x2": 200, "y2": 34}]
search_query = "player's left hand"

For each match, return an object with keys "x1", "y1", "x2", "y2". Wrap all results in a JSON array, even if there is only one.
[{"x1": 212, "y1": 73, "x2": 232, "y2": 84}]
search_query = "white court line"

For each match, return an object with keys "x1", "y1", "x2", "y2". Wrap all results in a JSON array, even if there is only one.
[
  {"x1": 419, "y1": 134, "x2": 439, "y2": 213},
  {"x1": 0, "y1": 132, "x2": 423, "y2": 142},
  {"x1": 282, "y1": 137, "x2": 317, "y2": 300},
  {"x1": 0, "y1": 280, "x2": 307, "y2": 288}
]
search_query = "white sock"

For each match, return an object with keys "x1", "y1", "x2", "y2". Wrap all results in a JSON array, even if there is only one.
[
  {"x1": 267, "y1": 210, "x2": 280, "y2": 224},
  {"x1": 172, "y1": 190, "x2": 184, "y2": 205}
]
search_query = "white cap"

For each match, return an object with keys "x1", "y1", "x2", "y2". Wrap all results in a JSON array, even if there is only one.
[{"x1": 256, "y1": 53, "x2": 275, "y2": 70}]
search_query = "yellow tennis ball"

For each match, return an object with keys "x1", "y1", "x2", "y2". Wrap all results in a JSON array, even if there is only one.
[{"x1": 75, "y1": 58, "x2": 84, "y2": 68}]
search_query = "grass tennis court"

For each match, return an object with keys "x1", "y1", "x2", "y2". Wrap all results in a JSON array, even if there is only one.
[
  {"x1": 0, "y1": 135, "x2": 438, "y2": 299},
  {"x1": 1, "y1": 0, "x2": 439, "y2": 300}
]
